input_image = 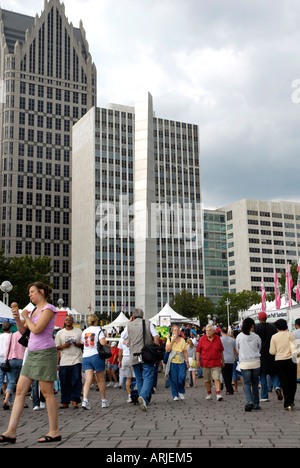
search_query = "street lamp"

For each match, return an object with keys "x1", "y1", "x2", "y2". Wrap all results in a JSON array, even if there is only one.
[
  {"x1": 225, "y1": 299, "x2": 231, "y2": 329},
  {"x1": 57, "y1": 298, "x2": 64, "y2": 309},
  {"x1": 0, "y1": 281, "x2": 13, "y2": 306},
  {"x1": 293, "y1": 286, "x2": 299, "y2": 304}
]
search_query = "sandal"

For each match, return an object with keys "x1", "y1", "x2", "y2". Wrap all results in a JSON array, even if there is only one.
[
  {"x1": 0, "y1": 435, "x2": 16, "y2": 444},
  {"x1": 38, "y1": 435, "x2": 62, "y2": 443}
]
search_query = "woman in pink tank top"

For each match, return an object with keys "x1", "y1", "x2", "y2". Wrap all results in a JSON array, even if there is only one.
[{"x1": 0, "y1": 282, "x2": 61, "y2": 445}]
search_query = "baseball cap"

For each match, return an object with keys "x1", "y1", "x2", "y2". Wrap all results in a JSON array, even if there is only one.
[{"x1": 258, "y1": 312, "x2": 267, "y2": 321}]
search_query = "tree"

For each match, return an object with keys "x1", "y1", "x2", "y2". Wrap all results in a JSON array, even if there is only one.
[
  {"x1": 215, "y1": 290, "x2": 261, "y2": 325},
  {"x1": 170, "y1": 290, "x2": 215, "y2": 325},
  {"x1": 0, "y1": 251, "x2": 53, "y2": 307}
]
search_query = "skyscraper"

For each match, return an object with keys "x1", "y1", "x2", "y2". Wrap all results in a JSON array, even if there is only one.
[
  {"x1": 0, "y1": 0, "x2": 97, "y2": 305},
  {"x1": 71, "y1": 93, "x2": 204, "y2": 318}
]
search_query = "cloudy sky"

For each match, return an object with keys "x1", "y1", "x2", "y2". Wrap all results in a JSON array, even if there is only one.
[{"x1": 2, "y1": 0, "x2": 300, "y2": 209}]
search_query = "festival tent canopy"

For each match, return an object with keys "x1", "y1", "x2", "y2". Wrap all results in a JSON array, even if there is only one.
[
  {"x1": 247, "y1": 296, "x2": 297, "y2": 312},
  {"x1": 149, "y1": 303, "x2": 190, "y2": 326},
  {"x1": 0, "y1": 301, "x2": 15, "y2": 324},
  {"x1": 102, "y1": 312, "x2": 129, "y2": 332}
]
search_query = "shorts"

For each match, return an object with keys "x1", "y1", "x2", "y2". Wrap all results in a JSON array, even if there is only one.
[
  {"x1": 82, "y1": 354, "x2": 106, "y2": 373},
  {"x1": 107, "y1": 363, "x2": 118, "y2": 371},
  {"x1": 121, "y1": 355, "x2": 134, "y2": 378},
  {"x1": 202, "y1": 366, "x2": 221, "y2": 383}
]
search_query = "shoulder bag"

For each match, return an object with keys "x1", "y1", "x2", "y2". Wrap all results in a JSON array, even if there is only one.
[
  {"x1": 97, "y1": 328, "x2": 112, "y2": 359},
  {"x1": 288, "y1": 334, "x2": 300, "y2": 364},
  {"x1": 141, "y1": 320, "x2": 165, "y2": 363},
  {"x1": 0, "y1": 334, "x2": 13, "y2": 373},
  {"x1": 18, "y1": 307, "x2": 36, "y2": 348}
]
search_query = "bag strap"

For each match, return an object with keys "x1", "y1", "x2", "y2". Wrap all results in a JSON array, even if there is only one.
[
  {"x1": 6, "y1": 333, "x2": 13, "y2": 359},
  {"x1": 142, "y1": 320, "x2": 146, "y2": 346}
]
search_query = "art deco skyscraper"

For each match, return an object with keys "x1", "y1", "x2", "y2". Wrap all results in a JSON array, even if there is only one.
[{"x1": 0, "y1": 0, "x2": 97, "y2": 306}]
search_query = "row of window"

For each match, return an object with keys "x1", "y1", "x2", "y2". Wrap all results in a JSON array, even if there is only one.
[
  {"x1": 14, "y1": 224, "x2": 69, "y2": 240},
  {"x1": 20, "y1": 81, "x2": 87, "y2": 104},
  {"x1": 248, "y1": 219, "x2": 300, "y2": 229},
  {"x1": 14, "y1": 241, "x2": 69, "y2": 257},
  {"x1": 248, "y1": 228, "x2": 300, "y2": 237},
  {"x1": 247, "y1": 210, "x2": 300, "y2": 220},
  {"x1": 18, "y1": 128, "x2": 71, "y2": 147}
]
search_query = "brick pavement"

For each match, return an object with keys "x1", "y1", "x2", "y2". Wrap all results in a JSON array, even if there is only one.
[{"x1": 0, "y1": 374, "x2": 300, "y2": 449}]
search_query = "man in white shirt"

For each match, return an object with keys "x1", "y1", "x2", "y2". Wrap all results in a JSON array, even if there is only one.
[{"x1": 55, "y1": 315, "x2": 83, "y2": 409}]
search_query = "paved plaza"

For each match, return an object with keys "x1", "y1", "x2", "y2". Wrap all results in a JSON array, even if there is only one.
[{"x1": 0, "y1": 373, "x2": 300, "y2": 450}]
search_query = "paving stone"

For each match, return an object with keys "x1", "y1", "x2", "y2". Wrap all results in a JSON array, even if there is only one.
[{"x1": 0, "y1": 374, "x2": 299, "y2": 449}]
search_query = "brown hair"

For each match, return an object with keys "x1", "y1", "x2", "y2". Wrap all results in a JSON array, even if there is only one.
[{"x1": 27, "y1": 282, "x2": 53, "y2": 300}]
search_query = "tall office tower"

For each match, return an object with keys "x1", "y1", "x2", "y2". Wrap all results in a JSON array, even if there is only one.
[
  {"x1": 153, "y1": 111, "x2": 204, "y2": 311},
  {"x1": 203, "y1": 209, "x2": 228, "y2": 304},
  {"x1": 0, "y1": 0, "x2": 97, "y2": 306},
  {"x1": 72, "y1": 93, "x2": 204, "y2": 318},
  {"x1": 219, "y1": 199, "x2": 300, "y2": 294}
]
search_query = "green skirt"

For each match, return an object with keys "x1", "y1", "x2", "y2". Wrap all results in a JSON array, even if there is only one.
[{"x1": 21, "y1": 347, "x2": 58, "y2": 382}]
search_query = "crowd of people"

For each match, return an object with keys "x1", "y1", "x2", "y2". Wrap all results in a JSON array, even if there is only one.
[{"x1": 0, "y1": 285, "x2": 300, "y2": 445}]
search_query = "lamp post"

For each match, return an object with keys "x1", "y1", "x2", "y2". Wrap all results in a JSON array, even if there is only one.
[
  {"x1": 0, "y1": 281, "x2": 13, "y2": 306},
  {"x1": 57, "y1": 298, "x2": 64, "y2": 309},
  {"x1": 293, "y1": 286, "x2": 298, "y2": 304},
  {"x1": 225, "y1": 299, "x2": 231, "y2": 330}
]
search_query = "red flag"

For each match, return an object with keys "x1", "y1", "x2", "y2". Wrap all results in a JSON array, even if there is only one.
[
  {"x1": 275, "y1": 270, "x2": 281, "y2": 310},
  {"x1": 261, "y1": 278, "x2": 266, "y2": 312},
  {"x1": 297, "y1": 261, "x2": 300, "y2": 302},
  {"x1": 285, "y1": 264, "x2": 293, "y2": 307}
]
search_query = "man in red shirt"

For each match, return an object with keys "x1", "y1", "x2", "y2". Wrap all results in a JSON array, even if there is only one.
[{"x1": 196, "y1": 324, "x2": 225, "y2": 401}]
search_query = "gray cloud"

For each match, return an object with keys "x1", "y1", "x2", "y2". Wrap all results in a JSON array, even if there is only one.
[{"x1": 2, "y1": 0, "x2": 300, "y2": 208}]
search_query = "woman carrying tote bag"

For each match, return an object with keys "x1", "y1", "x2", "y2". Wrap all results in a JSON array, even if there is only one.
[{"x1": 269, "y1": 319, "x2": 298, "y2": 411}]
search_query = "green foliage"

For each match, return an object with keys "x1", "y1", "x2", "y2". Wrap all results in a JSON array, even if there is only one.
[
  {"x1": 215, "y1": 290, "x2": 261, "y2": 324},
  {"x1": 170, "y1": 289, "x2": 215, "y2": 325},
  {"x1": 0, "y1": 251, "x2": 53, "y2": 307},
  {"x1": 279, "y1": 263, "x2": 298, "y2": 301}
]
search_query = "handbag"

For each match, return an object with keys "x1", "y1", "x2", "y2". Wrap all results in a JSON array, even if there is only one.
[
  {"x1": 289, "y1": 335, "x2": 300, "y2": 364},
  {"x1": 0, "y1": 334, "x2": 13, "y2": 373},
  {"x1": 141, "y1": 320, "x2": 165, "y2": 363},
  {"x1": 97, "y1": 329, "x2": 112, "y2": 359},
  {"x1": 18, "y1": 307, "x2": 36, "y2": 348},
  {"x1": 163, "y1": 351, "x2": 170, "y2": 365}
]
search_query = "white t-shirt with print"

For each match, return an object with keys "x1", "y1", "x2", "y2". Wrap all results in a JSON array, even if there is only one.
[
  {"x1": 81, "y1": 326, "x2": 106, "y2": 358},
  {"x1": 55, "y1": 327, "x2": 83, "y2": 366}
]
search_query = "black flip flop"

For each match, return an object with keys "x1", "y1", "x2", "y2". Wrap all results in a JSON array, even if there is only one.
[
  {"x1": 38, "y1": 435, "x2": 62, "y2": 443},
  {"x1": 0, "y1": 435, "x2": 16, "y2": 444}
]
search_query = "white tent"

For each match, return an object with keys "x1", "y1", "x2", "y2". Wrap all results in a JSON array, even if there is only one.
[
  {"x1": 102, "y1": 312, "x2": 129, "y2": 332},
  {"x1": 247, "y1": 295, "x2": 297, "y2": 313},
  {"x1": 150, "y1": 303, "x2": 189, "y2": 326},
  {"x1": 0, "y1": 301, "x2": 15, "y2": 324}
]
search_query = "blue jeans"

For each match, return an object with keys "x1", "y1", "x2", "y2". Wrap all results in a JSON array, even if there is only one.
[
  {"x1": 260, "y1": 372, "x2": 281, "y2": 400},
  {"x1": 5, "y1": 359, "x2": 23, "y2": 396},
  {"x1": 32, "y1": 380, "x2": 45, "y2": 408},
  {"x1": 241, "y1": 367, "x2": 260, "y2": 408},
  {"x1": 169, "y1": 362, "x2": 187, "y2": 398},
  {"x1": 59, "y1": 363, "x2": 82, "y2": 404},
  {"x1": 132, "y1": 363, "x2": 155, "y2": 407}
]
